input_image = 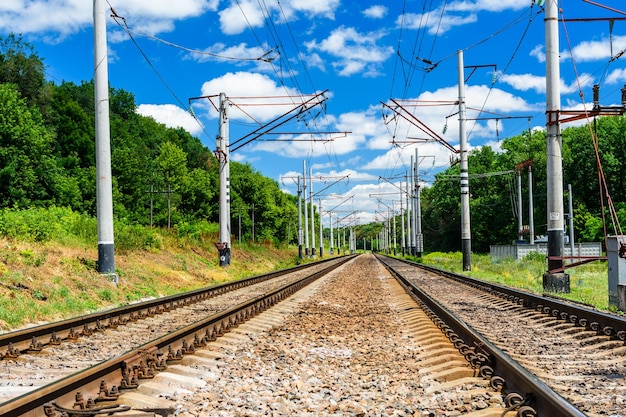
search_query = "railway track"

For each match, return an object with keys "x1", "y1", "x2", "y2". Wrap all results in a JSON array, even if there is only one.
[
  {"x1": 377, "y1": 255, "x2": 626, "y2": 417},
  {"x1": 0, "y1": 255, "x2": 353, "y2": 415},
  {"x1": 2, "y1": 253, "x2": 622, "y2": 416}
]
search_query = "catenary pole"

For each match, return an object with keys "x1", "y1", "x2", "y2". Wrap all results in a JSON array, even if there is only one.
[
  {"x1": 400, "y1": 181, "x2": 405, "y2": 256},
  {"x1": 303, "y1": 161, "x2": 309, "y2": 256},
  {"x1": 94, "y1": 0, "x2": 115, "y2": 276},
  {"x1": 410, "y1": 159, "x2": 416, "y2": 255},
  {"x1": 529, "y1": 166, "x2": 535, "y2": 244},
  {"x1": 319, "y1": 199, "x2": 323, "y2": 257},
  {"x1": 217, "y1": 93, "x2": 231, "y2": 266},
  {"x1": 297, "y1": 176, "x2": 303, "y2": 259},
  {"x1": 568, "y1": 184, "x2": 575, "y2": 257},
  {"x1": 518, "y1": 170, "x2": 524, "y2": 241},
  {"x1": 544, "y1": 0, "x2": 569, "y2": 291},
  {"x1": 458, "y1": 50, "x2": 472, "y2": 271},
  {"x1": 415, "y1": 147, "x2": 423, "y2": 257},
  {"x1": 309, "y1": 167, "x2": 316, "y2": 257},
  {"x1": 406, "y1": 171, "x2": 412, "y2": 255},
  {"x1": 329, "y1": 212, "x2": 334, "y2": 254}
]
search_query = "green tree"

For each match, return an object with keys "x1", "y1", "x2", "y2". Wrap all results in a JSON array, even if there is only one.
[
  {"x1": 156, "y1": 141, "x2": 188, "y2": 229},
  {"x1": 0, "y1": 34, "x2": 47, "y2": 108},
  {"x1": 0, "y1": 84, "x2": 65, "y2": 208}
]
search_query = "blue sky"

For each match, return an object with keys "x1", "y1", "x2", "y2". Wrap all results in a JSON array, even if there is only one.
[{"x1": 1, "y1": 0, "x2": 625, "y2": 226}]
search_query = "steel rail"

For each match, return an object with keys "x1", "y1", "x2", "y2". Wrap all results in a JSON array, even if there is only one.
[
  {"x1": 392, "y1": 256, "x2": 626, "y2": 341},
  {"x1": 0, "y1": 256, "x2": 345, "y2": 358},
  {"x1": 0, "y1": 255, "x2": 356, "y2": 417},
  {"x1": 376, "y1": 255, "x2": 587, "y2": 417}
]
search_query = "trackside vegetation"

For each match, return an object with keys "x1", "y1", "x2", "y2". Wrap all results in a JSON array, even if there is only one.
[
  {"x1": 0, "y1": 206, "x2": 300, "y2": 331},
  {"x1": 418, "y1": 252, "x2": 611, "y2": 312},
  {"x1": 0, "y1": 34, "x2": 623, "y2": 328}
]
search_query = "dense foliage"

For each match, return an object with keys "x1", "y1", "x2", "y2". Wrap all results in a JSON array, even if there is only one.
[
  {"x1": 2, "y1": 34, "x2": 625, "y2": 253},
  {"x1": 353, "y1": 112, "x2": 626, "y2": 253},
  {"x1": 0, "y1": 35, "x2": 297, "y2": 245}
]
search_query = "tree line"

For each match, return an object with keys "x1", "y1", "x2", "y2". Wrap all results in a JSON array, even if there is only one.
[
  {"x1": 407, "y1": 116, "x2": 626, "y2": 253},
  {"x1": 0, "y1": 34, "x2": 296, "y2": 245},
  {"x1": 2, "y1": 34, "x2": 625, "y2": 254}
]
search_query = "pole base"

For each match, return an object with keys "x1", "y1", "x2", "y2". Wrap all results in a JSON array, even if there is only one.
[
  {"x1": 618, "y1": 285, "x2": 626, "y2": 312},
  {"x1": 98, "y1": 243, "x2": 115, "y2": 274},
  {"x1": 543, "y1": 272, "x2": 570, "y2": 293}
]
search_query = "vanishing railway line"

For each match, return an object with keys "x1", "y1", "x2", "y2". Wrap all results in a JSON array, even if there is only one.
[
  {"x1": 378, "y1": 255, "x2": 626, "y2": 417},
  {"x1": 0, "y1": 256, "x2": 352, "y2": 409},
  {"x1": 1, "y1": 253, "x2": 623, "y2": 416}
]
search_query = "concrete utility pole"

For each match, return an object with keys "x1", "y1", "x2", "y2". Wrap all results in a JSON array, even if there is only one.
[
  {"x1": 297, "y1": 176, "x2": 303, "y2": 259},
  {"x1": 94, "y1": 0, "x2": 115, "y2": 277},
  {"x1": 303, "y1": 161, "x2": 309, "y2": 257},
  {"x1": 409, "y1": 161, "x2": 416, "y2": 255},
  {"x1": 400, "y1": 182, "x2": 405, "y2": 256},
  {"x1": 529, "y1": 166, "x2": 535, "y2": 244},
  {"x1": 457, "y1": 50, "x2": 472, "y2": 271},
  {"x1": 415, "y1": 148, "x2": 423, "y2": 257},
  {"x1": 319, "y1": 199, "x2": 323, "y2": 257},
  {"x1": 517, "y1": 170, "x2": 524, "y2": 242},
  {"x1": 544, "y1": 0, "x2": 569, "y2": 291},
  {"x1": 216, "y1": 93, "x2": 231, "y2": 266},
  {"x1": 406, "y1": 170, "x2": 412, "y2": 255},
  {"x1": 309, "y1": 167, "x2": 316, "y2": 257},
  {"x1": 329, "y1": 212, "x2": 334, "y2": 254}
]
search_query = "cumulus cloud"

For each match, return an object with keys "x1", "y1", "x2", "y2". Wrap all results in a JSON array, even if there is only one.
[
  {"x1": 218, "y1": 0, "x2": 340, "y2": 35},
  {"x1": 606, "y1": 68, "x2": 626, "y2": 85},
  {"x1": 400, "y1": 11, "x2": 478, "y2": 35},
  {"x1": 136, "y1": 103, "x2": 203, "y2": 135},
  {"x1": 447, "y1": 0, "x2": 529, "y2": 12},
  {"x1": 398, "y1": 1, "x2": 529, "y2": 35},
  {"x1": 499, "y1": 72, "x2": 595, "y2": 95},
  {"x1": 198, "y1": 71, "x2": 313, "y2": 121},
  {"x1": 305, "y1": 26, "x2": 394, "y2": 77},
  {"x1": 567, "y1": 35, "x2": 626, "y2": 63},
  {"x1": 218, "y1": 0, "x2": 264, "y2": 35},
  {"x1": 187, "y1": 42, "x2": 275, "y2": 72},
  {"x1": 363, "y1": 5, "x2": 387, "y2": 19},
  {"x1": 0, "y1": 0, "x2": 218, "y2": 39}
]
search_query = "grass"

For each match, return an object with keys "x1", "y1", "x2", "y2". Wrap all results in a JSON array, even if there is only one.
[
  {"x1": 416, "y1": 251, "x2": 613, "y2": 313},
  {"x1": 0, "y1": 208, "x2": 304, "y2": 331}
]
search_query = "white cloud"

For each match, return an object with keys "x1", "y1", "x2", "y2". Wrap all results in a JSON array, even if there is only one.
[
  {"x1": 363, "y1": 5, "x2": 387, "y2": 19},
  {"x1": 289, "y1": 0, "x2": 340, "y2": 18},
  {"x1": 188, "y1": 42, "x2": 274, "y2": 69},
  {"x1": 447, "y1": 0, "x2": 529, "y2": 12},
  {"x1": 305, "y1": 26, "x2": 394, "y2": 77},
  {"x1": 136, "y1": 104, "x2": 203, "y2": 135},
  {"x1": 199, "y1": 71, "x2": 306, "y2": 121},
  {"x1": 530, "y1": 45, "x2": 545, "y2": 63},
  {"x1": 499, "y1": 72, "x2": 595, "y2": 95},
  {"x1": 362, "y1": 143, "x2": 453, "y2": 173},
  {"x1": 400, "y1": 11, "x2": 478, "y2": 35},
  {"x1": 0, "y1": 0, "x2": 218, "y2": 39},
  {"x1": 334, "y1": 106, "x2": 391, "y2": 151},
  {"x1": 217, "y1": 0, "x2": 340, "y2": 35},
  {"x1": 0, "y1": 0, "x2": 91, "y2": 38},
  {"x1": 218, "y1": 0, "x2": 264, "y2": 35},
  {"x1": 606, "y1": 68, "x2": 626, "y2": 85},
  {"x1": 567, "y1": 35, "x2": 626, "y2": 63},
  {"x1": 398, "y1": 0, "x2": 527, "y2": 35},
  {"x1": 499, "y1": 73, "x2": 546, "y2": 93}
]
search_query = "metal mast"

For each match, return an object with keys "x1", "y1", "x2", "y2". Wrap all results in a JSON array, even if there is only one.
[
  {"x1": 297, "y1": 176, "x2": 303, "y2": 259},
  {"x1": 94, "y1": 0, "x2": 115, "y2": 276},
  {"x1": 458, "y1": 50, "x2": 472, "y2": 271},
  {"x1": 217, "y1": 93, "x2": 231, "y2": 266},
  {"x1": 544, "y1": 0, "x2": 569, "y2": 291},
  {"x1": 309, "y1": 166, "x2": 316, "y2": 257},
  {"x1": 303, "y1": 161, "x2": 309, "y2": 256}
]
